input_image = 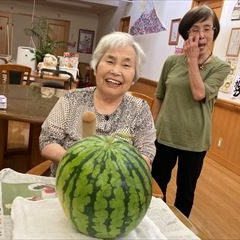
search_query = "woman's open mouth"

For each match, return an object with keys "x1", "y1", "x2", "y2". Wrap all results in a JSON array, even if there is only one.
[{"x1": 106, "y1": 79, "x2": 122, "y2": 86}]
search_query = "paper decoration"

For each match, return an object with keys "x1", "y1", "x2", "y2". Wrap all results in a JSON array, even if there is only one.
[
  {"x1": 233, "y1": 74, "x2": 240, "y2": 97},
  {"x1": 130, "y1": 0, "x2": 166, "y2": 35},
  {"x1": 232, "y1": 0, "x2": 240, "y2": 21},
  {"x1": 220, "y1": 57, "x2": 238, "y2": 93}
]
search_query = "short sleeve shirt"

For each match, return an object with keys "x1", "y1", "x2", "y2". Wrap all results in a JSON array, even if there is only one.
[{"x1": 155, "y1": 55, "x2": 230, "y2": 151}]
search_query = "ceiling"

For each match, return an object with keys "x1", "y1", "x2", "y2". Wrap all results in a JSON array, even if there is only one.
[{"x1": 14, "y1": 0, "x2": 120, "y2": 15}]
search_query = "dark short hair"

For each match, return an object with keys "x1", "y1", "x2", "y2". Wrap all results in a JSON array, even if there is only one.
[{"x1": 178, "y1": 5, "x2": 220, "y2": 41}]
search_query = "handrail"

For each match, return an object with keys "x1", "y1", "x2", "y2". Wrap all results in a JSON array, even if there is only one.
[{"x1": 40, "y1": 68, "x2": 74, "y2": 89}]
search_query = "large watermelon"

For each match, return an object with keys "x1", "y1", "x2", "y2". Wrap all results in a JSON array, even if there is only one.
[{"x1": 56, "y1": 135, "x2": 152, "y2": 239}]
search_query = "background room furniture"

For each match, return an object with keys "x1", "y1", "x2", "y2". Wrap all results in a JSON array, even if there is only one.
[
  {"x1": 0, "y1": 84, "x2": 59, "y2": 171},
  {"x1": 0, "y1": 64, "x2": 31, "y2": 85},
  {"x1": 207, "y1": 98, "x2": 240, "y2": 175},
  {"x1": 77, "y1": 62, "x2": 95, "y2": 88}
]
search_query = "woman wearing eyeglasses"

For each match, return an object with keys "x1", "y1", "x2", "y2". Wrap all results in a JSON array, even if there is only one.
[{"x1": 152, "y1": 5, "x2": 230, "y2": 217}]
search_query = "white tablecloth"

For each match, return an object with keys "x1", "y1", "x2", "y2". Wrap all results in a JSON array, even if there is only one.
[{"x1": 0, "y1": 168, "x2": 200, "y2": 240}]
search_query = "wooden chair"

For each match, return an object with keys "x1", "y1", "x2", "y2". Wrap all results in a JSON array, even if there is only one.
[
  {"x1": 27, "y1": 160, "x2": 52, "y2": 176},
  {"x1": 128, "y1": 91, "x2": 154, "y2": 111},
  {"x1": 1, "y1": 64, "x2": 32, "y2": 157},
  {"x1": 40, "y1": 68, "x2": 74, "y2": 90},
  {"x1": 77, "y1": 62, "x2": 95, "y2": 87},
  {"x1": 0, "y1": 64, "x2": 31, "y2": 85}
]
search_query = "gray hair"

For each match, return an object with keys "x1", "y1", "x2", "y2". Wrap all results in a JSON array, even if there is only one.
[{"x1": 90, "y1": 31, "x2": 145, "y2": 82}]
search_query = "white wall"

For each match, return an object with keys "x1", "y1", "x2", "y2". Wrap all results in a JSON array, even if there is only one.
[
  {"x1": 97, "y1": 0, "x2": 240, "y2": 83},
  {"x1": 127, "y1": 1, "x2": 191, "y2": 81},
  {"x1": 98, "y1": 0, "x2": 192, "y2": 81},
  {"x1": 214, "y1": 0, "x2": 240, "y2": 99},
  {"x1": 214, "y1": 1, "x2": 240, "y2": 59},
  {"x1": 96, "y1": 1, "x2": 130, "y2": 41}
]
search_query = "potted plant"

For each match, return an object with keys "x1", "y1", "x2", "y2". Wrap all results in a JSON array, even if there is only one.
[{"x1": 24, "y1": 17, "x2": 66, "y2": 64}]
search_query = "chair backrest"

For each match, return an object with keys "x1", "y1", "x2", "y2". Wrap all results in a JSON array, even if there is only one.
[
  {"x1": 40, "y1": 68, "x2": 74, "y2": 90},
  {"x1": 0, "y1": 64, "x2": 31, "y2": 85},
  {"x1": 128, "y1": 91, "x2": 154, "y2": 110}
]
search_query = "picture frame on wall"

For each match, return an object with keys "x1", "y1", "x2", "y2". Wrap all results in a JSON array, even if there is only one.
[
  {"x1": 226, "y1": 28, "x2": 240, "y2": 57},
  {"x1": 168, "y1": 18, "x2": 181, "y2": 45},
  {"x1": 77, "y1": 29, "x2": 95, "y2": 54}
]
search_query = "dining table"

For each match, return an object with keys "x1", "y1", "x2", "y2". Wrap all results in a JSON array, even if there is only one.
[
  {"x1": 0, "y1": 168, "x2": 204, "y2": 240},
  {"x1": 0, "y1": 84, "x2": 61, "y2": 170}
]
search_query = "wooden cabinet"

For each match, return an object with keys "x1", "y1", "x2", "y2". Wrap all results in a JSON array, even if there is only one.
[{"x1": 208, "y1": 99, "x2": 240, "y2": 175}]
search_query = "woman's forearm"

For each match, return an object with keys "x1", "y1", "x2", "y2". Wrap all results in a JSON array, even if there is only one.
[
  {"x1": 187, "y1": 59, "x2": 206, "y2": 101},
  {"x1": 41, "y1": 143, "x2": 66, "y2": 163}
]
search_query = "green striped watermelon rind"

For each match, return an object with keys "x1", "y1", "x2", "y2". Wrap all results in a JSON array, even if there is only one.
[{"x1": 56, "y1": 135, "x2": 152, "y2": 239}]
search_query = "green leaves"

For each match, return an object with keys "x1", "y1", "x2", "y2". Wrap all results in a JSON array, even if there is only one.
[{"x1": 24, "y1": 17, "x2": 66, "y2": 63}]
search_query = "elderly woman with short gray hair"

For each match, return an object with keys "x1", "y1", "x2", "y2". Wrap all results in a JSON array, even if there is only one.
[{"x1": 39, "y1": 31, "x2": 156, "y2": 176}]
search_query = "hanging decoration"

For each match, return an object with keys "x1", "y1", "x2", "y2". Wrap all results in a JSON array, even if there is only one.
[
  {"x1": 233, "y1": 74, "x2": 240, "y2": 97},
  {"x1": 231, "y1": 0, "x2": 240, "y2": 21},
  {"x1": 130, "y1": 0, "x2": 165, "y2": 36},
  {"x1": 29, "y1": 0, "x2": 36, "y2": 48}
]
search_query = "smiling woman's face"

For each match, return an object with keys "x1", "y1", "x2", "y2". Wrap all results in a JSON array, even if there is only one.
[{"x1": 95, "y1": 45, "x2": 136, "y2": 99}]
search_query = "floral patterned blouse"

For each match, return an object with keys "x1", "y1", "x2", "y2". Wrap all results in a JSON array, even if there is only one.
[{"x1": 39, "y1": 87, "x2": 156, "y2": 175}]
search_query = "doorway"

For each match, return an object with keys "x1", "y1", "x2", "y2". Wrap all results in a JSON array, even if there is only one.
[
  {"x1": 47, "y1": 18, "x2": 70, "y2": 56},
  {"x1": 192, "y1": 0, "x2": 224, "y2": 19},
  {"x1": 119, "y1": 16, "x2": 130, "y2": 33}
]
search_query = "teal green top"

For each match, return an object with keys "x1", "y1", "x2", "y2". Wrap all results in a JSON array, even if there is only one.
[{"x1": 155, "y1": 54, "x2": 230, "y2": 151}]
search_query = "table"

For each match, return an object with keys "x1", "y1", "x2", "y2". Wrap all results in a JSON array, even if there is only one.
[
  {"x1": 31, "y1": 71, "x2": 75, "y2": 89},
  {"x1": 152, "y1": 180, "x2": 206, "y2": 239},
  {"x1": 0, "y1": 169, "x2": 203, "y2": 240},
  {"x1": 0, "y1": 84, "x2": 59, "y2": 170}
]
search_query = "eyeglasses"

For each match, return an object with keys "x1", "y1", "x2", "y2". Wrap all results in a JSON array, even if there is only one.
[{"x1": 188, "y1": 26, "x2": 216, "y2": 35}]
